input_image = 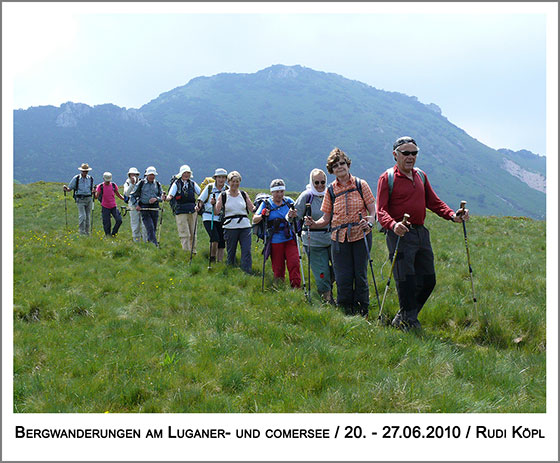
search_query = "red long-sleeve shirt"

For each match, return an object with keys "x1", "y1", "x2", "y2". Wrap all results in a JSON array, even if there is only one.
[{"x1": 376, "y1": 165, "x2": 454, "y2": 231}]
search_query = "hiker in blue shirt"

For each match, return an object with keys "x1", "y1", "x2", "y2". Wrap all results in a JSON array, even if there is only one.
[
  {"x1": 295, "y1": 168, "x2": 333, "y2": 303},
  {"x1": 133, "y1": 166, "x2": 165, "y2": 246},
  {"x1": 253, "y1": 179, "x2": 301, "y2": 288},
  {"x1": 63, "y1": 163, "x2": 95, "y2": 235}
]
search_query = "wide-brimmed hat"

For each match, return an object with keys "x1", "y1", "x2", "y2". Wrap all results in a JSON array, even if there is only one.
[
  {"x1": 128, "y1": 167, "x2": 140, "y2": 175},
  {"x1": 177, "y1": 164, "x2": 192, "y2": 177},
  {"x1": 213, "y1": 168, "x2": 228, "y2": 178},
  {"x1": 145, "y1": 166, "x2": 158, "y2": 176},
  {"x1": 78, "y1": 163, "x2": 92, "y2": 171},
  {"x1": 103, "y1": 172, "x2": 112, "y2": 181}
]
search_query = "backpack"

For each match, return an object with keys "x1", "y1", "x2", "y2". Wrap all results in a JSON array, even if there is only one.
[
  {"x1": 72, "y1": 175, "x2": 94, "y2": 200},
  {"x1": 198, "y1": 182, "x2": 229, "y2": 216},
  {"x1": 134, "y1": 178, "x2": 163, "y2": 205},
  {"x1": 326, "y1": 177, "x2": 365, "y2": 231},
  {"x1": 220, "y1": 190, "x2": 251, "y2": 225},
  {"x1": 168, "y1": 175, "x2": 179, "y2": 214},
  {"x1": 98, "y1": 182, "x2": 117, "y2": 203},
  {"x1": 252, "y1": 196, "x2": 295, "y2": 241},
  {"x1": 199, "y1": 176, "x2": 215, "y2": 194},
  {"x1": 376, "y1": 167, "x2": 426, "y2": 232}
]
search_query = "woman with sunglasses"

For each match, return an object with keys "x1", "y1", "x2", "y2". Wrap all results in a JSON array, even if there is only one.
[
  {"x1": 304, "y1": 148, "x2": 376, "y2": 317},
  {"x1": 295, "y1": 168, "x2": 333, "y2": 303}
]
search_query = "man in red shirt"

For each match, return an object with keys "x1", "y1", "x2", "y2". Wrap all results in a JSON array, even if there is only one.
[{"x1": 376, "y1": 136, "x2": 469, "y2": 330}]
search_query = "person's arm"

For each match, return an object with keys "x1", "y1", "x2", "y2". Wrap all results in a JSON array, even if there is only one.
[
  {"x1": 424, "y1": 174, "x2": 455, "y2": 220},
  {"x1": 194, "y1": 182, "x2": 201, "y2": 196},
  {"x1": 165, "y1": 182, "x2": 177, "y2": 202},
  {"x1": 214, "y1": 193, "x2": 224, "y2": 215},
  {"x1": 115, "y1": 186, "x2": 124, "y2": 201},
  {"x1": 252, "y1": 201, "x2": 266, "y2": 224}
]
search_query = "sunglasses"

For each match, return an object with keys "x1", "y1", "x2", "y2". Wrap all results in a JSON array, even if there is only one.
[
  {"x1": 314, "y1": 180, "x2": 326, "y2": 185},
  {"x1": 396, "y1": 149, "x2": 418, "y2": 156},
  {"x1": 332, "y1": 161, "x2": 347, "y2": 168}
]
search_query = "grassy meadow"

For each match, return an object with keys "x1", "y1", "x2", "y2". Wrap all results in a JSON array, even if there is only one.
[{"x1": 12, "y1": 182, "x2": 546, "y2": 412}]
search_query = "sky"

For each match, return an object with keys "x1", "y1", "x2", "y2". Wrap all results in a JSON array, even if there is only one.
[{"x1": 3, "y1": 3, "x2": 556, "y2": 157}]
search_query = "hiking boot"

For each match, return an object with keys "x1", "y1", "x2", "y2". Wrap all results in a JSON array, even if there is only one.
[
  {"x1": 209, "y1": 256, "x2": 216, "y2": 263},
  {"x1": 391, "y1": 311, "x2": 411, "y2": 331}
]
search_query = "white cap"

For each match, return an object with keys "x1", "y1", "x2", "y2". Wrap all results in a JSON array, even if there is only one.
[
  {"x1": 213, "y1": 168, "x2": 228, "y2": 178},
  {"x1": 103, "y1": 172, "x2": 112, "y2": 181},
  {"x1": 145, "y1": 166, "x2": 158, "y2": 176},
  {"x1": 128, "y1": 167, "x2": 140, "y2": 175}
]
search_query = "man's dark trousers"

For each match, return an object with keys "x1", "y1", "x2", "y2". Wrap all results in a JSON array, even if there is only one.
[
  {"x1": 101, "y1": 206, "x2": 122, "y2": 236},
  {"x1": 386, "y1": 225, "x2": 436, "y2": 323},
  {"x1": 331, "y1": 232, "x2": 372, "y2": 316},
  {"x1": 141, "y1": 209, "x2": 159, "y2": 245}
]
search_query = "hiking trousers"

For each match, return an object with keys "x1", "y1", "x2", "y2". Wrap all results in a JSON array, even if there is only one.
[
  {"x1": 224, "y1": 227, "x2": 252, "y2": 274},
  {"x1": 101, "y1": 206, "x2": 122, "y2": 236},
  {"x1": 386, "y1": 225, "x2": 436, "y2": 322},
  {"x1": 141, "y1": 209, "x2": 159, "y2": 246},
  {"x1": 304, "y1": 244, "x2": 333, "y2": 295},
  {"x1": 129, "y1": 208, "x2": 147, "y2": 242},
  {"x1": 76, "y1": 197, "x2": 93, "y2": 235},
  {"x1": 271, "y1": 239, "x2": 301, "y2": 288},
  {"x1": 331, "y1": 233, "x2": 371, "y2": 315},
  {"x1": 175, "y1": 212, "x2": 197, "y2": 253}
]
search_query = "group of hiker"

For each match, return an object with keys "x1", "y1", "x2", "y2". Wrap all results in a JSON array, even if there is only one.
[{"x1": 63, "y1": 135, "x2": 470, "y2": 331}]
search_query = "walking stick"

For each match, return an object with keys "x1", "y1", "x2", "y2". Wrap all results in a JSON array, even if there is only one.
[
  {"x1": 359, "y1": 212, "x2": 381, "y2": 318},
  {"x1": 290, "y1": 205, "x2": 308, "y2": 301},
  {"x1": 261, "y1": 214, "x2": 268, "y2": 291},
  {"x1": 90, "y1": 195, "x2": 94, "y2": 235},
  {"x1": 64, "y1": 190, "x2": 68, "y2": 229},
  {"x1": 304, "y1": 203, "x2": 312, "y2": 303},
  {"x1": 189, "y1": 212, "x2": 198, "y2": 264},
  {"x1": 156, "y1": 204, "x2": 163, "y2": 247},
  {"x1": 458, "y1": 201, "x2": 478, "y2": 316},
  {"x1": 378, "y1": 213, "x2": 410, "y2": 324},
  {"x1": 208, "y1": 194, "x2": 215, "y2": 271}
]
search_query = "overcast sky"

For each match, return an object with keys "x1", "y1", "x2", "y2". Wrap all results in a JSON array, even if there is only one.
[{"x1": 3, "y1": 2, "x2": 556, "y2": 156}]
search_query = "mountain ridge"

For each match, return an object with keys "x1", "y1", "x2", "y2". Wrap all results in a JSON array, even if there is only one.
[{"x1": 13, "y1": 64, "x2": 545, "y2": 219}]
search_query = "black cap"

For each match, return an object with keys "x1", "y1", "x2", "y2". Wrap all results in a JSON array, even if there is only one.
[{"x1": 393, "y1": 136, "x2": 417, "y2": 150}]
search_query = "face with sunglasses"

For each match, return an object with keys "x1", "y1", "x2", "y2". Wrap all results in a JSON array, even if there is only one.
[
  {"x1": 394, "y1": 143, "x2": 419, "y2": 176},
  {"x1": 312, "y1": 173, "x2": 327, "y2": 192}
]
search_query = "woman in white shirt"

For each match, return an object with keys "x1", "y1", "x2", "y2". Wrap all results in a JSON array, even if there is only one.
[{"x1": 214, "y1": 171, "x2": 255, "y2": 274}]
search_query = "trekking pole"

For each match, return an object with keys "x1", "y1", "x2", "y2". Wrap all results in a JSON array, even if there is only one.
[
  {"x1": 304, "y1": 203, "x2": 312, "y2": 303},
  {"x1": 458, "y1": 201, "x2": 478, "y2": 317},
  {"x1": 91, "y1": 196, "x2": 94, "y2": 235},
  {"x1": 291, "y1": 205, "x2": 308, "y2": 301},
  {"x1": 378, "y1": 213, "x2": 409, "y2": 324},
  {"x1": 208, "y1": 194, "x2": 215, "y2": 271},
  {"x1": 189, "y1": 212, "x2": 198, "y2": 264},
  {"x1": 359, "y1": 212, "x2": 381, "y2": 318},
  {"x1": 64, "y1": 190, "x2": 68, "y2": 229},
  {"x1": 157, "y1": 204, "x2": 163, "y2": 247},
  {"x1": 261, "y1": 214, "x2": 268, "y2": 291}
]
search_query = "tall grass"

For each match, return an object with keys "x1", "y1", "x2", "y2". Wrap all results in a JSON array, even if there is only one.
[{"x1": 13, "y1": 182, "x2": 546, "y2": 412}]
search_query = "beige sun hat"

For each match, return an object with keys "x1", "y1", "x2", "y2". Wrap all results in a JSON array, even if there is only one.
[{"x1": 78, "y1": 163, "x2": 92, "y2": 171}]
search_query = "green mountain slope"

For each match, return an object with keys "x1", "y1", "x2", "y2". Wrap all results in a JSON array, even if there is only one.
[{"x1": 13, "y1": 65, "x2": 545, "y2": 218}]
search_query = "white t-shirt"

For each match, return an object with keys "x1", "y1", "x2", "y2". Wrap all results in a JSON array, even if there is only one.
[{"x1": 222, "y1": 191, "x2": 251, "y2": 229}]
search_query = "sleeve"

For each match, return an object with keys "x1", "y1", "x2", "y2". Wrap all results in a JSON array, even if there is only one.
[
  {"x1": 168, "y1": 182, "x2": 177, "y2": 197},
  {"x1": 131, "y1": 180, "x2": 142, "y2": 199},
  {"x1": 194, "y1": 182, "x2": 201, "y2": 196},
  {"x1": 123, "y1": 181, "x2": 133, "y2": 196},
  {"x1": 321, "y1": 188, "x2": 333, "y2": 214},
  {"x1": 198, "y1": 185, "x2": 209, "y2": 202},
  {"x1": 255, "y1": 201, "x2": 265, "y2": 215},
  {"x1": 96, "y1": 184, "x2": 102, "y2": 195},
  {"x1": 360, "y1": 180, "x2": 376, "y2": 208},
  {"x1": 294, "y1": 192, "x2": 306, "y2": 219},
  {"x1": 376, "y1": 172, "x2": 396, "y2": 231},
  {"x1": 68, "y1": 176, "x2": 78, "y2": 190},
  {"x1": 423, "y1": 174, "x2": 455, "y2": 220}
]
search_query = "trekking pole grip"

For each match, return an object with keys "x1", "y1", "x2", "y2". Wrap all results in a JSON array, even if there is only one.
[
  {"x1": 459, "y1": 200, "x2": 467, "y2": 216},
  {"x1": 402, "y1": 213, "x2": 410, "y2": 225}
]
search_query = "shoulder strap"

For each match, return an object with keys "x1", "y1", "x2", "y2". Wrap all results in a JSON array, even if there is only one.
[
  {"x1": 241, "y1": 190, "x2": 250, "y2": 214},
  {"x1": 414, "y1": 167, "x2": 426, "y2": 185},
  {"x1": 112, "y1": 182, "x2": 117, "y2": 192},
  {"x1": 355, "y1": 177, "x2": 364, "y2": 201},
  {"x1": 220, "y1": 191, "x2": 227, "y2": 210},
  {"x1": 386, "y1": 168, "x2": 395, "y2": 197}
]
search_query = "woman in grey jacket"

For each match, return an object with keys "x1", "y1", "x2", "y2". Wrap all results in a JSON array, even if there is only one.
[{"x1": 295, "y1": 168, "x2": 333, "y2": 303}]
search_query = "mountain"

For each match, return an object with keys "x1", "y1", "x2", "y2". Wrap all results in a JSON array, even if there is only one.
[{"x1": 13, "y1": 64, "x2": 545, "y2": 219}]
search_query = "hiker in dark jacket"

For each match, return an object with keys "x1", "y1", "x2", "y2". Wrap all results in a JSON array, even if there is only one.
[
  {"x1": 133, "y1": 166, "x2": 165, "y2": 246},
  {"x1": 305, "y1": 148, "x2": 376, "y2": 316},
  {"x1": 295, "y1": 168, "x2": 333, "y2": 302},
  {"x1": 95, "y1": 172, "x2": 125, "y2": 238},
  {"x1": 123, "y1": 167, "x2": 148, "y2": 242},
  {"x1": 165, "y1": 165, "x2": 201, "y2": 253},
  {"x1": 377, "y1": 136, "x2": 469, "y2": 330},
  {"x1": 214, "y1": 171, "x2": 254, "y2": 274},
  {"x1": 253, "y1": 179, "x2": 301, "y2": 288},
  {"x1": 63, "y1": 163, "x2": 95, "y2": 235}
]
